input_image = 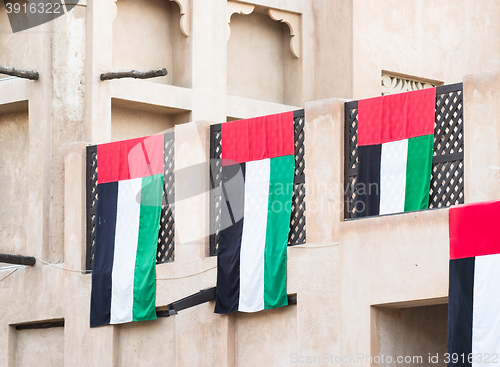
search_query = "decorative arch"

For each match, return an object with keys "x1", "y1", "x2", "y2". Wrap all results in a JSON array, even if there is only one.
[
  {"x1": 113, "y1": 0, "x2": 190, "y2": 36},
  {"x1": 170, "y1": 0, "x2": 190, "y2": 37},
  {"x1": 226, "y1": 1, "x2": 300, "y2": 58},
  {"x1": 268, "y1": 8, "x2": 300, "y2": 59}
]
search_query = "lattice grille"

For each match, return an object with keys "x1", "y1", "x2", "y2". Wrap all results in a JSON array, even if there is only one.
[
  {"x1": 294, "y1": 115, "x2": 305, "y2": 177},
  {"x1": 348, "y1": 108, "x2": 358, "y2": 171},
  {"x1": 434, "y1": 90, "x2": 464, "y2": 157},
  {"x1": 209, "y1": 110, "x2": 306, "y2": 255},
  {"x1": 288, "y1": 183, "x2": 306, "y2": 245},
  {"x1": 290, "y1": 111, "x2": 306, "y2": 245},
  {"x1": 86, "y1": 133, "x2": 176, "y2": 271},
  {"x1": 157, "y1": 133, "x2": 175, "y2": 264},
  {"x1": 212, "y1": 130, "x2": 222, "y2": 188},
  {"x1": 429, "y1": 160, "x2": 464, "y2": 208},
  {"x1": 344, "y1": 83, "x2": 464, "y2": 219},
  {"x1": 86, "y1": 147, "x2": 98, "y2": 271},
  {"x1": 209, "y1": 128, "x2": 223, "y2": 256}
]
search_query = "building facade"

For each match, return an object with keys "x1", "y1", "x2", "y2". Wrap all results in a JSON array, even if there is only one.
[{"x1": 1, "y1": 0, "x2": 499, "y2": 366}]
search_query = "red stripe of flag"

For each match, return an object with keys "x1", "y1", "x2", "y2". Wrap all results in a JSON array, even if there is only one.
[
  {"x1": 221, "y1": 112, "x2": 294, "y2": 166},
  {"x1": 449, "y1": 200, "x2": 500, "y2": 260},
  {"x1": 97, "y1": 134, "x2": 164, "y2": 184},
  {"x1": 357, "y1": 88, "x2": 436, "y2": 146}
]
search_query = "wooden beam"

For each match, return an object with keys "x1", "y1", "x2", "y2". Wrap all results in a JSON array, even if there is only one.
[
  {"x1": 156, "y1": 288, "x2": 297, "y2": 317},
  {"x1": 0, "y1": 254, "x2": 36, "y2": 267},
  {"x1": 0, "y1": 65, "x2": 39, "y2": 80},
  {"x1": 100, "y1": 68, "x2": 168, "y2": 81},
  {"x1": 15, "y1": 319, "x2": 65, "y2": 330}
]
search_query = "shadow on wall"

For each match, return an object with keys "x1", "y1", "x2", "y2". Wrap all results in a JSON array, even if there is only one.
[
  {"x1": 227, "y1": 10, "x2": 302, "y2": 106},
  {"x1": 371, "y1": 303, "x2": 448, "y2": 367}
]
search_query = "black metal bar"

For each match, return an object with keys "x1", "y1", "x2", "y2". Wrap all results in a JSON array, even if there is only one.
[
  {"x1": 294, "y1": 109, "x2": 305, "y2": 119},
  {"x1": 0, "y1": 254, "x2": 36, "y2": 266},
  {"x1": 156, "y1": 287, "x2": 216, "y2": 317},
  {"x1": 433, "y1": 152, "x2": 464, "y2": 164},
  {"x1": 294, "y1": 175, "x2": 305, "y2": 184},
  {"x1": 156, "y1": 288, "x2": 297, "y2": 317},
  {"x1": 15, "y1": 320, "x2": 65, "y2": 330},
  {"x1": 171, "y1": 287, "x2": 217, "y2": 313},
  {"x1": 436, "y1": 82, "x2": 463, "y2": 95},
  {"x1": 163, "y1": 132, "x2": 175, "y2": 141},
  {"x1": 344, "y1": 100, "x2": 358, "y2": 110},
  {"x1": 347, "y1": 168, "x2": 356, "y2": 176},
  {"x1": 211, "y1": 123, "x2": 222, "y2": 131}
]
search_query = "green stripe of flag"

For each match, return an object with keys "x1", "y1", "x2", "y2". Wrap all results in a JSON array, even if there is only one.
[
  {"x1": 264, "y1": 155, "x2": 294, "y2": 309},
  {"x1": 404, "y1": 134, "x2": 434, "y2": 212},
  {"x1": 133, "y1": 174, "x2": 164, "y2": 321}
]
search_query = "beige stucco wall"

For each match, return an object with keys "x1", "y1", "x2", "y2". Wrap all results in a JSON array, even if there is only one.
[
  {"x1": 227, "y1": 10, "x2": 302, "y2": 106},
  {"x1": 228, "y1": 12, "x2": 285, "y2": 103},
  {"x1": 14, "y1": 327, "x2": 65, "y2": 367},
  {"x1": 372, "y1": 304, "x2": 448, "y2": 367},
  {"x1": 1, "y1": 0, "x2": 500, "y2": 365},
  {"x1": 0, "y1": 111, "x2": 29, "y2": 256},
  {"x1": 113, "y1": 0, "x2": 182, "y2": 87},
  {"x1": 111, "y1": 105, "x2": 175, "y2": 141},
  {"x1": 0, "y1": 2, "x2": 31, "y2": 81},
  {"x1": 352, "y1": 0, "x2": 500, "y2": 99},
  {"x1": 312, "y1": 0, "x2": 353, "y2": 101}
]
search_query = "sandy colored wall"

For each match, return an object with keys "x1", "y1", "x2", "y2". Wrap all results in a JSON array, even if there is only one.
[
  {"x1": 372, "y1": 304, "x2": 448, "y2": 367},
  {"x1": 0, "y1": 2, "x2": 32, "y2": 80},
  {"x1": 234, "y1": 307, "x2": 297, "y2": 365},
  {"x1": 116, "y1": 318, "x2": 175, "y2": 367},
  {"x1": 113, "y1": 0, "x2": 173, "y2": 86},
  {"x1": 0, "y1": 111, "x2": 29, "y2": 256},
  {"x1": 3, "y1": 0, "x2": 500, "y2": 365},
  {"x1": 227, "y1": 11, "x2": 286, "y2": 104},
  {"x1": 113, "y1": 0, "x2": 190, "y2": 88},
  {"x1": 111, "y1": 105, "x2": 175, "y2": 141},
  {"x1": 312, "y1": 0, "x2": 353, "y2": 100},
  {"x1": 352, "y1": 0, "x2": 500, "y2": 99},
  {"x1": 227, "y1": 9, "x2": 302, "y2": 106},
  {"x1": 14, "y1": 327, "x2": 64, "y2": 367}
]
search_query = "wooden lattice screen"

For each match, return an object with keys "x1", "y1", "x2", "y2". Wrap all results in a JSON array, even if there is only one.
[
  {"x1": 344, "y1": 83, "x2": 464, "y2": 219},
  {"x1": 209, "y1": 110, "x2": 306, "y2": 256},
  {"x1": 85, "y1": 132, "x2": 176, "y2": 271}
]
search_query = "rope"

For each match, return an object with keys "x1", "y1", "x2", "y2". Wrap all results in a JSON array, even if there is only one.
[
  {"x1": 31, "y1": 257, "x2": 215, "y2": 280},
  {"x1": 34, "y1": 257, "x2": 91, "y2": 273},
  {"x1": 290, "y1": 242, "x2": 339, "y2": 249},
  {"x1": 0, "y1": 268, "x2": 19, "y2": 282},
  {"x1": 156, "y1": 265, "x2": 217, "y2": 280}
]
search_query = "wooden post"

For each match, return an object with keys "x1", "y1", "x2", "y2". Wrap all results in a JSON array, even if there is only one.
[
  {"x1": 100, "y1": 68, "x2": 168, "y2": 81},
  {"x1": 0, "y1": 65, "x2": 39, "y2": 80},
  {"x1": 0, "y1": 254, "x2": 36, "y2": 266}
]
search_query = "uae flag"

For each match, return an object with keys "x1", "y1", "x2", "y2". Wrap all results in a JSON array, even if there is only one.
[
  {"x1": 215, "y1": 112, "x2": 295, "y2": 314},
  {"x1": 90, "y1": 134, "x2": 164, "y2": 328},
  {"x1": 448, "y1": 201, "x2": 500, "y2": 367},
  {"x1": 356, "y1": 88, "x2": 436, "y2": 217}
]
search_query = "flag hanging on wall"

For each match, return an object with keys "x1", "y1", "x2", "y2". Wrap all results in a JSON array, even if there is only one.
[
  {"x1": 356, "y1": 88, "x2": 436, "y2": 217},
  {"x1": 90, "y1": 134, "x2": 164, "y2": 328},
  {"x1": 215, "y1": 112, "x2": 295, "y2": 314},
  {"x1": 448, "y1": 200, "x2": 500, "y2": 367}
]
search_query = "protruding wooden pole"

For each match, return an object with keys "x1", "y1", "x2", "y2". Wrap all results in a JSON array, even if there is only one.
[
  {"x1": 0, "y1": 254, "x2": 36, "y2": 266},
  {"x1": 0, "y1": 65, "x2": 39, "y2": 80},
  {"x1": 100, "y1": 68, "x2": 168, "y2": 81}
]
